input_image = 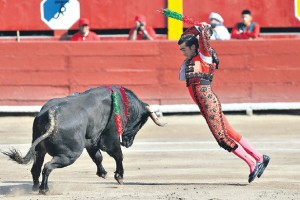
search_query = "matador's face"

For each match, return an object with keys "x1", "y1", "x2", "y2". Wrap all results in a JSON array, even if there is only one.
[{"x1": 179, "y1": 43, "x2": 196, "y2": 59}]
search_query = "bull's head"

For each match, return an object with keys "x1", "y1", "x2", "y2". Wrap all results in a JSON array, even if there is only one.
[{"x1": 120, "y1": 105, "x2": 166, "y2": 148}]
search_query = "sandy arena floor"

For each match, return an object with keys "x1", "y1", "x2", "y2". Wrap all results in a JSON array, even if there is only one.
[{"x1": 0, "y1": 114, "x2": 299, "y2": 200}]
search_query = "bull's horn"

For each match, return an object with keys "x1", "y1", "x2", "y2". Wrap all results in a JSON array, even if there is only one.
[{"x1": 145, "y1": 106, "x2": 167, "y2": 127}]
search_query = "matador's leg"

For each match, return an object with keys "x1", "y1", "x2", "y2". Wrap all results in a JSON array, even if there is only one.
[
  {"x1": 222, "y1": 114, "x2": 264, "y2": 163},
  {"x1": 188, "y1": 86, "x2": 242, "y2": 142},
  {"x1": 190, "y1": 84, "x2": 238, "y2": 152},
  {"x1": 189, "y1": 84, "x2": 269, "y2": 182}
]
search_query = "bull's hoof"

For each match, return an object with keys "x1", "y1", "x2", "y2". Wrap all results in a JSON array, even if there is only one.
[
  {"x1": 39, "y1": 189, "x2": 49, "y2": 195},
  {"x1": 32, "y1": 184, "x2": 39, "y2": 191},
  {"x1": 39, "y1": 186, "x2": 49, "y2": 195},
  {"x1": 117, "y1": 178, "x2": 124, "y2": 185},
  {"x1": 97, "y1": 171, "x2": 107, "y2": 179},
  {"x1": 114, "y1": 173, "x2": 124, "y2": 185},
  {"x1": 32, "y1": 181, "x2": 39, "y2": 191}
]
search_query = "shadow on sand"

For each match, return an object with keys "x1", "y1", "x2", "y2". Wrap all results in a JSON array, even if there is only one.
[
  {"x1": 0, "y1": 181, "x2": 33, "y2": 196},
  {"x1": 0, "y1": 180, "x2": 248, "y2": 195},
  {"x1": 123, "y1": 182, "x2": 248, "y2": 187}
]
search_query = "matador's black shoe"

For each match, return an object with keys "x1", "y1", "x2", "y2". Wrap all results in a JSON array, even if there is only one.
[
  {"x1": 257, "y1": 155, "x2": 270, "y2": 178},
  {"x1": 248, "y1": 162, "x2": 263, "y2": 183}
]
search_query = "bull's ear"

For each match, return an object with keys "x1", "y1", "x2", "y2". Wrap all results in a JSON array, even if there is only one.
[{"x1": 145, "y1": 106, "x2": 167, "y2": 127}]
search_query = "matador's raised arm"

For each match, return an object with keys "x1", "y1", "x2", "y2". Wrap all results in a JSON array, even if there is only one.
[{"x1": 182, "y1": 24, "x2": 212, "y2": 60}]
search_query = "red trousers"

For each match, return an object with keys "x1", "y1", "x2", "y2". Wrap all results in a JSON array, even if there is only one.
[{"x1": 188, "y1": 85, "x2": 241, "y2": 151}]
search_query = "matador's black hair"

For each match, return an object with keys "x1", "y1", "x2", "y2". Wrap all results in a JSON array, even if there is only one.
[{"x1": 178, "y1": 34, "x2": 199, "y2": 49}]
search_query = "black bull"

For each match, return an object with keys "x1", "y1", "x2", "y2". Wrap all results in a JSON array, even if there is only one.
[{"x1": 2, "y1": 86, "x2": 165, "y2": 194}]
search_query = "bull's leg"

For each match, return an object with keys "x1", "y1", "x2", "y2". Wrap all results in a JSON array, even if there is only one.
[
  {"x1": 107, "y1": 147, "x2": 124, "y2": 184},
  {"x1": 39, "y1": 154, "x2": 79, "y2": 194},
  {"x1": 86, "y1": 148, "x2": 107, "y2": 178},
  {"x1": 31, "y1": 149, "x2": 46, "y2": 191}
]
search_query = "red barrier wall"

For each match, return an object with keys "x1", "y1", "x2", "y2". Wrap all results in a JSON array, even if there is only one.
[
  {"x1": 0, "y1": 0, "x2": 299, "y2": 31},
  {"x1": 0, "y1": 40, "x2": 300, "y2": 106}
]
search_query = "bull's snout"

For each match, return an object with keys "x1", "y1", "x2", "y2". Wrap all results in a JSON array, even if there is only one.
[{"x1": 121, "y1": 137, "x2": 134, "y2": 148}]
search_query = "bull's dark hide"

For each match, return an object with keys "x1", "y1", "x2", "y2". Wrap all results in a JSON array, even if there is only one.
[{"x1": 2, "y1": 86, "x2": 164, "y2": 194}]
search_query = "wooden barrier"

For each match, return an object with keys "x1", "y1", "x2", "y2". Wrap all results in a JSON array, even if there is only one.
[{"x1": 0, "y1": 39, "x2": 300, "y2": 106}]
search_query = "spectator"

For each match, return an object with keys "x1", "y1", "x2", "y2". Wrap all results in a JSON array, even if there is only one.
[
  {"x1": 209, "y1": 12, "x2": 230, "y2": 40},
  {"x1": 128, "y1": 15, "x2": 156, "y2": 40},
  {"x1": 231, "y1": 9, "x2": 260, "y2": 39},
  {"x1": 70, "y1": 18, "x2": 99, "y2": 41}
]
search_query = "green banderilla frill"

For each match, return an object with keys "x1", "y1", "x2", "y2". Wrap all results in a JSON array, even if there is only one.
[
  {"x1": 112, "y1": 91, "x2": 123, "y2": 135},
  {"x1": 161, "y1": 8, "x2": 183, "y2": 21},
  {"x1": 112, "y1": 91, "x2": 120, "y2": 114},
  {"x1": 159, "y1": 8, "x2": 203, "y2": 26}
]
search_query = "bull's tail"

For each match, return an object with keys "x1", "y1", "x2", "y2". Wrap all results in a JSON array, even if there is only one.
[{"x1": 2, "y1": 109, "x2": 56, "y2": 165}]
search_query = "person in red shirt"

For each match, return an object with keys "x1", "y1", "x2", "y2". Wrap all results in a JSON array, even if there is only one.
[
  {"x1": 178, "y1": 23, "x2": 269, "y2": 183},
  {"x1": 128, "y1": 15, "x2": 157, "y2": 40},
  {"x1": 231, "y1": 9, "x2": 260, "y2": 39},
  {"x1": 70, "y1": 18, "x2": 99, "y2": 41}
]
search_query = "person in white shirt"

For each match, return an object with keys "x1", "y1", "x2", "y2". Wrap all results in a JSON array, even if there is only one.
[{"x1": 209, "y1": 12, "x2": 230, "y2": 40}]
